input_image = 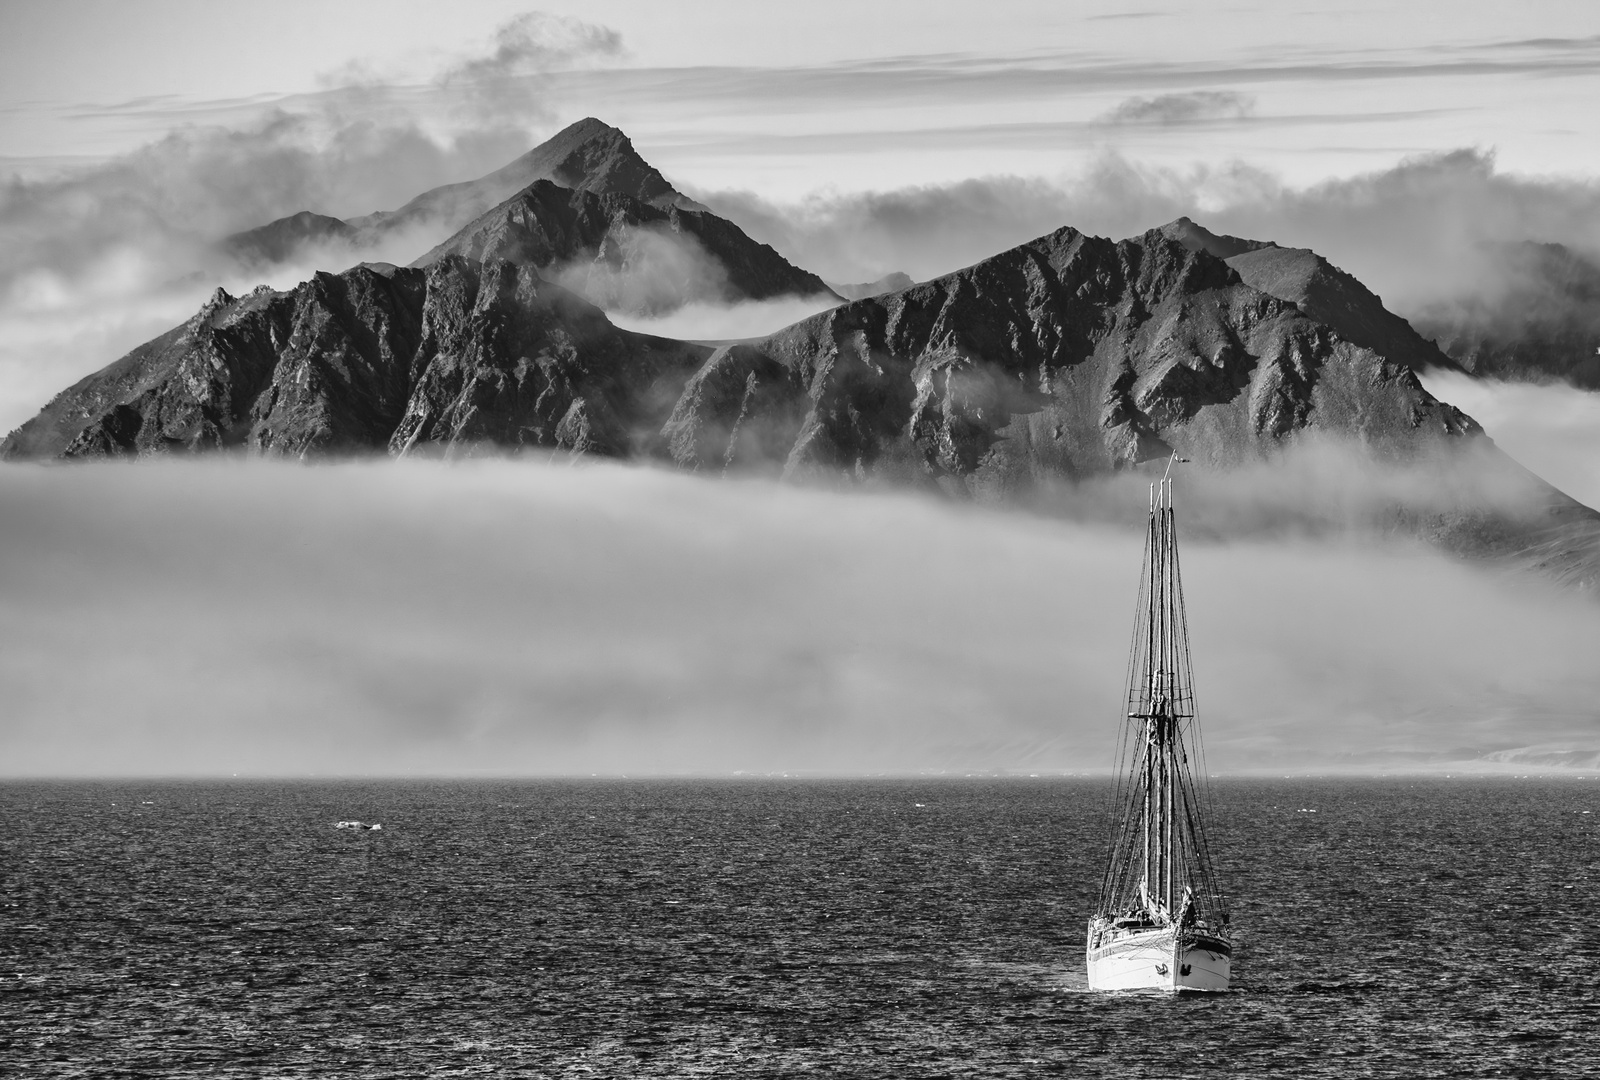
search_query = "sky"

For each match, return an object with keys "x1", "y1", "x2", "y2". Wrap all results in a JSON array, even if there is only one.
[
  {"x1": 3, "y1": 0, "x2": 1599, "y2": 192},
  {"x1": 2, "y1": 2, "x2": 1599, "y2": 776}
]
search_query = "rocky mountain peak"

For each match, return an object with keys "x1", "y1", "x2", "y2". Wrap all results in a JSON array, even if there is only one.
[{"x1": 509, "y1": 116, "x2": 697, "y2": 210}]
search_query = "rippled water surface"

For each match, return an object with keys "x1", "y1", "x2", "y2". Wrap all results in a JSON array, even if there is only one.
[{"x1": 3, "y1": 778, "x2": 1597, "y2": 1077}]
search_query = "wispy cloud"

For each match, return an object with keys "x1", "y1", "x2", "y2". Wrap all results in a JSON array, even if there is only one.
[
  {"x1": 532, "y1": 40, "x2": 1600, "y2": 116},
  {"x1": 38, "y1": 33, "x2": 1600, "y2": 162},
  {"x1": 1098, "y1": 90, "x2": 1255, "y2": 125}
]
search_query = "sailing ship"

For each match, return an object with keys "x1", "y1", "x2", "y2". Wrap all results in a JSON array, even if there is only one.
[{"x1": 1086, "y1": 457, "x2": 1232, "y2": 992}]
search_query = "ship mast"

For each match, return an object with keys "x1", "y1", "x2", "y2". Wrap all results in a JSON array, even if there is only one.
[
  {"x1": 1139, "y1": 470, "x2": 1185, "y2": 917},
  {"x1": 1098, "y1": 456, "x2": 1226, "y2": 930}
]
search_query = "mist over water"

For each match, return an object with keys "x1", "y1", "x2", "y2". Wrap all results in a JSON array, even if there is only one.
[{"x1": 2, "y1": 454, "x2": 1597, "y2": 778}]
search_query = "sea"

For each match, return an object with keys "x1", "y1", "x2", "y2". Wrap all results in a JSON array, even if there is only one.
[{"x1": 2, "y1": 778, "x2": 1596, "y2": 1078}]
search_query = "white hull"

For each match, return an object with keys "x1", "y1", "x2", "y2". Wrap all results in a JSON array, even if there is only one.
[{"x1": 1085, "y1": 921, "x2": 1231, "y2": 992}]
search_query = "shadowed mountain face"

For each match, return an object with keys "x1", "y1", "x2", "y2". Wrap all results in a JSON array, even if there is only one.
[
  {"x1": 4, "y1": 260, "x2": 709, "y2": 461},
  {"x1": 666, "y1": 225, "x2": 1479, "y2": 490},
  {"x1": 1408, "y1": 241, "x2": 1600, "y2": 390},
  {"x1": 220, "y1": 118, "x2": 706, "y2": 268}
]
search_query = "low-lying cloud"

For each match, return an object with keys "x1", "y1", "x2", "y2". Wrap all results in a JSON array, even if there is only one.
[
  {"x1": 551, "y1": 224, "x2": 735, "y2": 317},
  {"x1": 2, "y1": 449, "x2": 1597, "y2": 778},
  {"x1": 608, "y1": 293, "x2": 841, "y2": 342}
]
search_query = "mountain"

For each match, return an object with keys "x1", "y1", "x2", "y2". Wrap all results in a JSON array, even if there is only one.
[
  {"x1": 1407, "y1": 241, "x2": 1600, "y2": 389},
  {"x1": 3, "y1": 259, "x2": 710, "y2": 460},
  {"x1": 3, "y1": 221, "x2": 1491, "y2": 470},
  {"x1": 412, "y1": 179, "x2": 835, "y2": 314},
  {"x1": 220, "y1": 118, "x2": 706, "y2": 268}
]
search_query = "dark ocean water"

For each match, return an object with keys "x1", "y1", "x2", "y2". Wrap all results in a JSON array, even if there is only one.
[{"x1": 2, "y1": 778, "x2": 1597, "y2": 1078}]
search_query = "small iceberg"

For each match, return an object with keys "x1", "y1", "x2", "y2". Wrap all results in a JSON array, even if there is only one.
[{"x1": 334, "y1": 820, "x2": 382, "y2": 831}]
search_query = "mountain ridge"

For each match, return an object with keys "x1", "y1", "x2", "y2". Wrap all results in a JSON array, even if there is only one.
[{"x1": 13, "y1": 128, "x2": 1600, "y2": 587}]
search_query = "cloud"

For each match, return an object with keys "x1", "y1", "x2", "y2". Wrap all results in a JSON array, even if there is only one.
[
  {"x1": 1, "y1": 450, "x2": 1597, "y2": 777},
  {"x1": 1099, "y1": 90, "x2": 1255, "y2": 126},
  {"x1": 437, "y1": 11, "x2": 624, "y2": 129}
]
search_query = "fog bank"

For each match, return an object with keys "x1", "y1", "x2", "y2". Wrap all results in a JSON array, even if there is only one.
[{"x1": 2, "y1": 457, "x2": 1596, "y2": 777}]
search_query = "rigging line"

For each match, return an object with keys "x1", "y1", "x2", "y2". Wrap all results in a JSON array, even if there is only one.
[
  {"x1": 1175, "y1": 727, "x2": 1227, "y2": 918},
  {"x1": 1104, "y1": 698, "x2": 1150, "y2": 907},
  {"x1": 1101, "y1": 506, "x2": 1154, "y2": 910},
  {"x1": 1167, "y1": 498, "x2": 1226, "y2": 917}
]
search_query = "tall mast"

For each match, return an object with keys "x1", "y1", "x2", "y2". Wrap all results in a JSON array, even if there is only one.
[{"x1": 1115, "y1": 457, "x2": 1204, "y2": 925}]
